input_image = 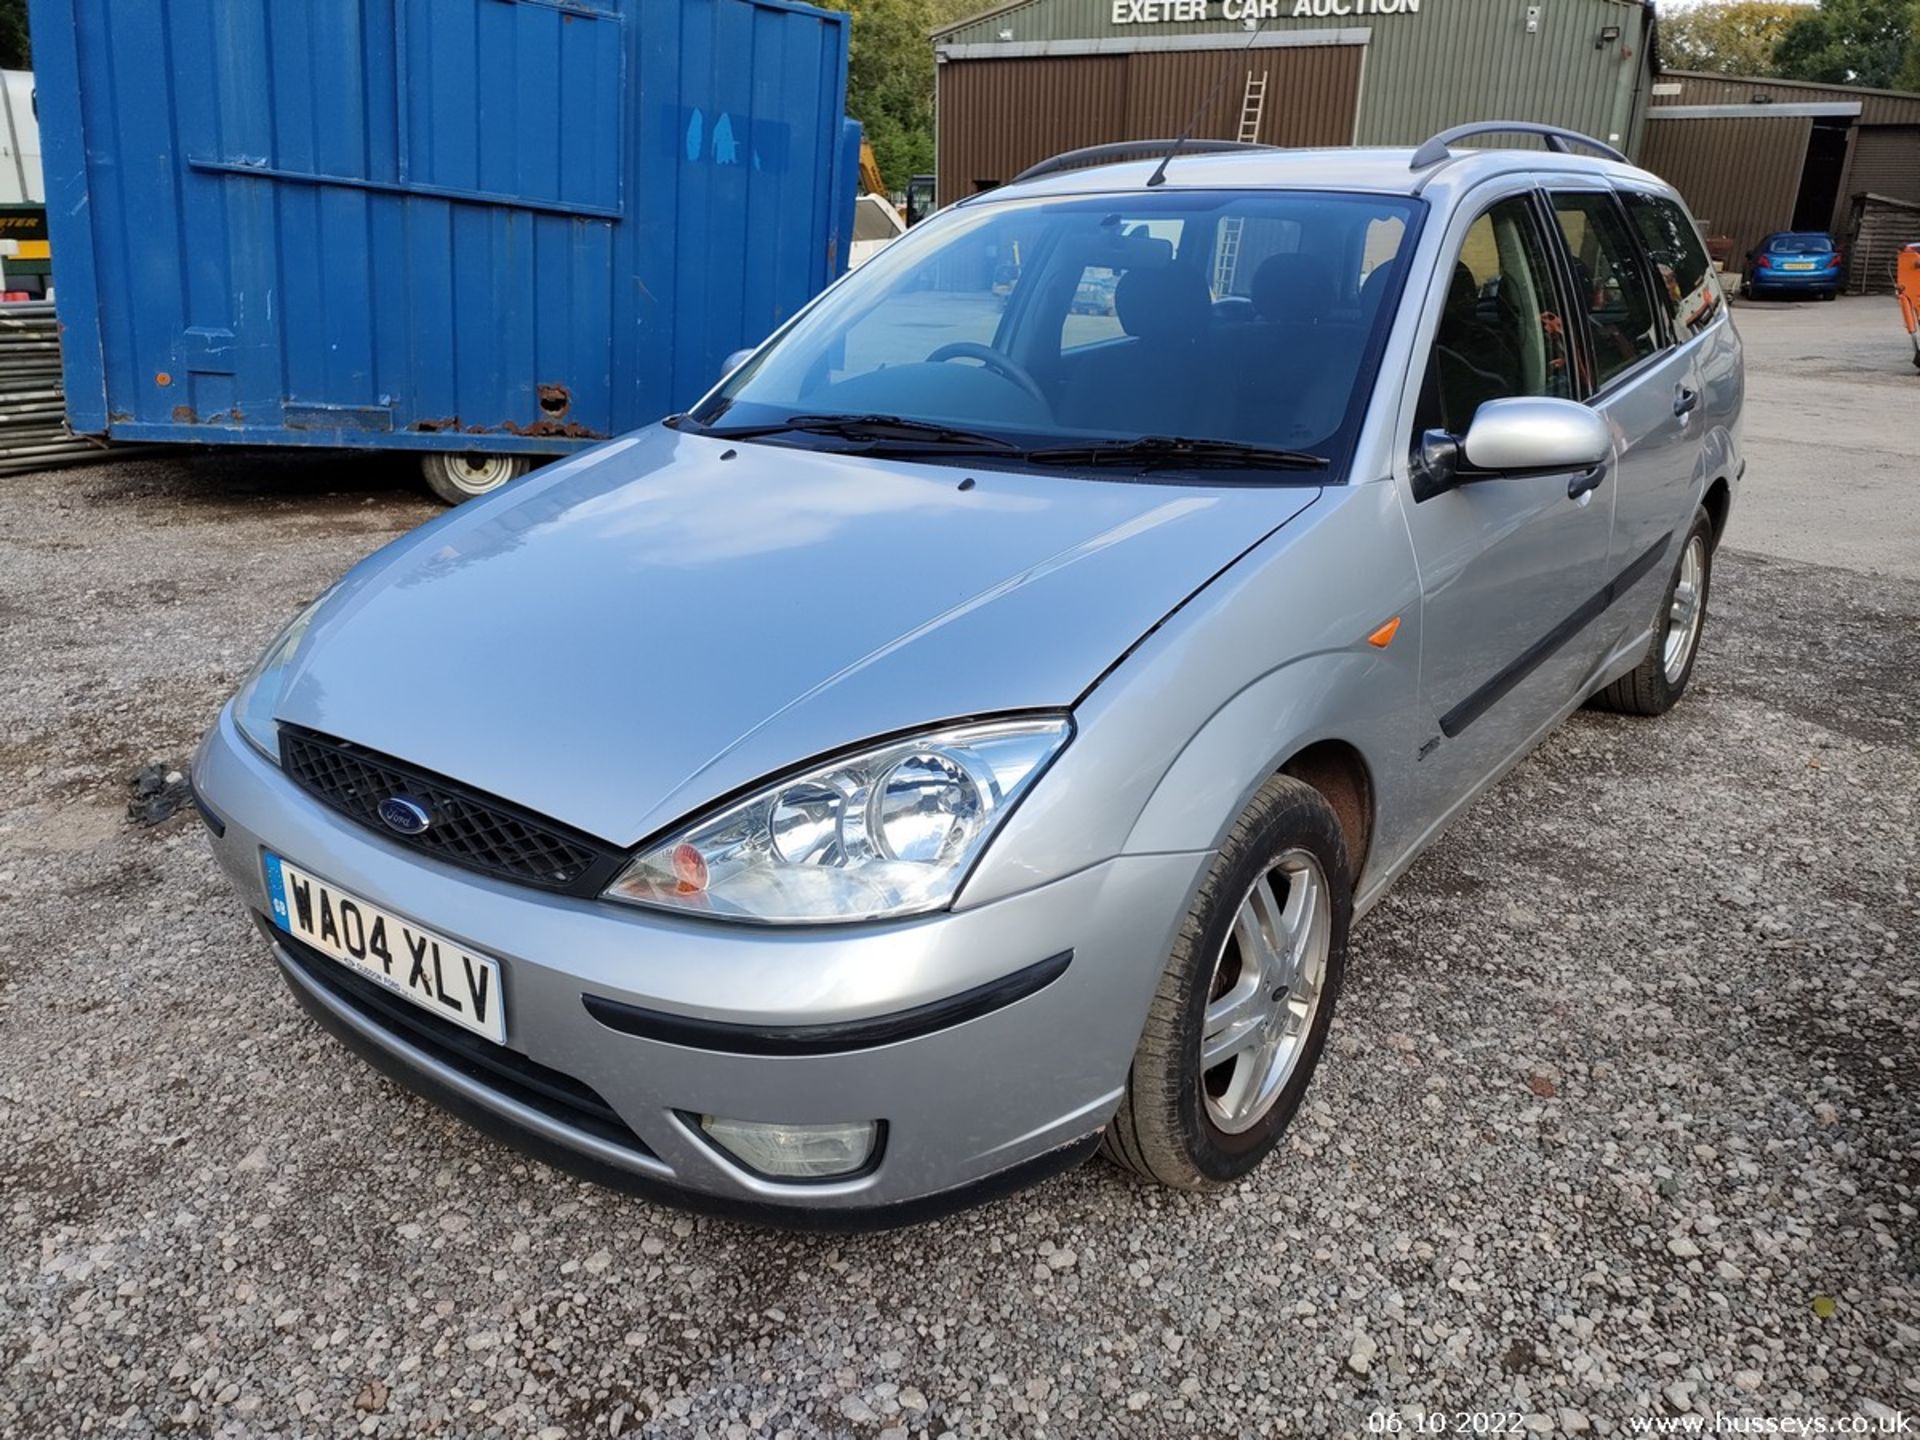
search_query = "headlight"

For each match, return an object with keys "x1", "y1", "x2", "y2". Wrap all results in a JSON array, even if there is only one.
[
  {"x1": 605, "y1": 718, "x2": 1071, "y2": 924},
  {"x1": 231, "y1": 593, "x2": 333, "y2": 764}
]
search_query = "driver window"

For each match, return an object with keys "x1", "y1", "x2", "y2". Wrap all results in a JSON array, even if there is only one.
[
  {"x1": 832, "y1": 221, "x2": 1037, "y2": 382},
  {"x1": 1415, "y1": 196, "x2": 1572, "y2": 437}
]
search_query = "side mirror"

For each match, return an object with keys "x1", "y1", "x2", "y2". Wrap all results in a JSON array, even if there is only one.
[
  {"x1": 1412, "y1": 397, "x2": 1611, "y2": 503},
  {"x1": 721, "y1": 347, "x2": 756, "y2": 380}
]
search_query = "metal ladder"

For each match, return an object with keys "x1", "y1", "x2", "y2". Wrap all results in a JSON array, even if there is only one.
[{"x1": 1212, "y1": 70, "x2": 1268, "y2": 296}]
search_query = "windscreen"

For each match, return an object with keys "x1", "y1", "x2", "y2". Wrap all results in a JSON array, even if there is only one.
[
  {"x1": 1767, "y1": 234, "x2": 1834, "y2": 253},
  {"x1": 692, "y1": 189, "x2": 1422, "y2": 468}
]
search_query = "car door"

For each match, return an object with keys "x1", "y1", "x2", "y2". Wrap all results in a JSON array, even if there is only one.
[
  {"x1": 1544, "y1": 184, "x2": 1701, "y2": 663},
  {"x1": 1394, "y1": 183, "x2": 1616, "y2": 810}
]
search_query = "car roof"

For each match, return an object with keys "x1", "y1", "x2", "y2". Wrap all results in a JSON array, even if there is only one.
[{"x1": 963, "y1": 144, "x2": 1669, "y2": 210}]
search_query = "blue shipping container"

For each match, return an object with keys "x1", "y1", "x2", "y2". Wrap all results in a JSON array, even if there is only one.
[{"x1": 30, "y1": 0, "x2": 856, "y2": 461}]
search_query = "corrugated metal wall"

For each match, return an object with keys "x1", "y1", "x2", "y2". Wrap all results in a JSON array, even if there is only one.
[
  {"x1": 937, "y1": 57, "x2": 1124, "y2": 201},
  {"x1": 1845, "y1": 125, "x2": 1920, "y2": 204},
  {"x1": 31, "y1": 0, "x2": 853, "y2": 452},
  {"x1": 1844, "y1": 193, "x2": 1920, "y2": 293},
  {"x1": 936, "y1": 0, "x2": 1652, "y2": 155},
  {"x1": 1125, "y1": 47, "x2": 1363, "y2": 143},
  {"x1": 1658, "y1": 69, "x2": 1920, "y2": 127},
  {"x1": 1640, "y1": 114, "x2": 1811, "y2": 263},
  {"x1": 936, "y1": 43, "x2": 1361, "y2": 204}
]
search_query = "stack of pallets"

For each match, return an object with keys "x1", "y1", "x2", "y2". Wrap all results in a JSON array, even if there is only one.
[{"x1": 0, "y1": 302, "x2": 105, "y2": 476}]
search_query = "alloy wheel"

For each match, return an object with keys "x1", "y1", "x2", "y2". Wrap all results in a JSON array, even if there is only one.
[
  {"x1": 1199, "y1": 849, "x2": 1332, "y2": 1135},
  {"x1": 1662, "y1": 533, "x2": 1707, "y2": 684}
]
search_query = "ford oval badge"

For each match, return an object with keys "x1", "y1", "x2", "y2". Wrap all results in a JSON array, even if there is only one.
[{"x1": 378, "y1": 795, "x2": 432, "y2": 836}]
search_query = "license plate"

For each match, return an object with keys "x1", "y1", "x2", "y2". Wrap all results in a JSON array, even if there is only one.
[
  {"x1": 263, "y1": 852, "x2": 506, "y2": 1043},
  {"x1": 1783, "y1": 261, "x2": 1816, "y2": 271}
]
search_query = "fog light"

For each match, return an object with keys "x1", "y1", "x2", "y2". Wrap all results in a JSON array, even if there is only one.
[{"x1": 698, "y1": 1115, "x2": 879, "y2": 1180}]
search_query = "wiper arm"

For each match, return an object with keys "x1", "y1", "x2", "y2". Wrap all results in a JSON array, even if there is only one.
[
  {"x1": 689, "y1": 412, "x2": 1021, "y2": 451},
  {"x1": 1024, "y1": 435, "x2": 1329, "y2": 471}
]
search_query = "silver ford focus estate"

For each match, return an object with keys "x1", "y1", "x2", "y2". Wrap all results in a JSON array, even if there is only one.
[{"x1": 194, "y1": 124, "x2": 1742, "y2": 1226}]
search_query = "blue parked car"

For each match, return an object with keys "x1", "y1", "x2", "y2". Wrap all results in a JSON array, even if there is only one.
[{"x1": 1742, "y1": 232, "x2": 1844, "y2": 300}]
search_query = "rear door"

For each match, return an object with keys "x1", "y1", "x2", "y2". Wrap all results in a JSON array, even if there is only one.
[
  {"x1": 1544, "y1": 184, "x2": 1700, "y2": 662},
  {"x1": 1394, "y1": 181, "x2": 1615, "y2": 807}
]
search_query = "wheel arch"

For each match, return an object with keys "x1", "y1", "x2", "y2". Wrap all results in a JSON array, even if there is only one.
[
  {"x1": 1120, "y1": 647, "x2": 1409, "y2": 898},
  {"x1": 1277, "y1": 738, "x2": 1375, "y2": 887},
  {"x1": 1702, "y1": 474, "x2": 1732, "y2": 550}
]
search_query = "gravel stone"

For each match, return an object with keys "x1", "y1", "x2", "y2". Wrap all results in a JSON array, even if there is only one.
[{"x1": 2, "y1": 305, "x2": 1917, "y2": 1436}]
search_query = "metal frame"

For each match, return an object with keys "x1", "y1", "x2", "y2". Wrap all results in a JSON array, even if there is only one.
[
  {"x1": 1410, "y1": 121, "x2": 1629, "y2": 171},
  {"x1": 1011, "y1": 139, "x2": 1274, "y2": 186}
]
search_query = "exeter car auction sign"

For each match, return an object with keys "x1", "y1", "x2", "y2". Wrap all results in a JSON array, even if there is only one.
[{"x1": 1111, "y1": 0, "x2": 1422, "y2": 21}]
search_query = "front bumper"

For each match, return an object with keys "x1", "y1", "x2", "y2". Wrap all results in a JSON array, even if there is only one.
[{"x1": 193, "y1": 709, "x2": 1207, "y2": 1224}]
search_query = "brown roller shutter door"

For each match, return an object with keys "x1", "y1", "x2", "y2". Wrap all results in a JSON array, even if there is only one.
[
  {"x1": 937, "y1": 45, "x2": 1364, "y2": 206},
  {"x1": 1640, "y1": 114, "x2": 1812, "y2": 263}
]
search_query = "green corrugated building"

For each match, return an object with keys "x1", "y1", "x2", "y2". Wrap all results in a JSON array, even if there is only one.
[{"x1": 931, "y1": 0, "x2": 1658, "y2": 203}]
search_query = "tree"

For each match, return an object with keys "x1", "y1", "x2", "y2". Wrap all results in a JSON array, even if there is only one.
[
  {"x1": 0, "y1": 0, "x2": 27, "y2": 70},
  {"x1": 822, "y1": 0, "x2": 980, "y2": 194},
  {"x1": 1771, "y1": 0, "x2": 1919, "y2": 88},
  {"x1": 1658, "y1": 1, "x2": 1807, "y2": 76}
]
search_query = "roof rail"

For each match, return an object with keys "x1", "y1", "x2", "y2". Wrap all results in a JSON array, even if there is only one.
[
  {"x1": 1011, "y1": 139, "x2": 1275, "y2": 186},
  {"x1": 1409, "y1": 121, "x2": 1629, "y2": 171}
]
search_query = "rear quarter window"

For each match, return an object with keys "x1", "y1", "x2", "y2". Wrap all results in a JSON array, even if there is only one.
[{"x1": 1624, "y1": 191, "x2": 1723, "y2": 339}]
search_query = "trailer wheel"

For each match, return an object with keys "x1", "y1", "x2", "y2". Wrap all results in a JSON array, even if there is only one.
[{"x1": 420, "y1": 452, "x2": 531, "y2": 505}]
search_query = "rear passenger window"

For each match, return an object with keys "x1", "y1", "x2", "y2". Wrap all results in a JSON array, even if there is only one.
[
  {"x1": 1623, "y1": 191, "x2": 1722, "y2": 338},
  {"x1": 1415, "y1": 197, "x2": 1572, "y2": 436},
  {"x1": 1550, "y1": 193, "x2": 1663, "y2": 388}
]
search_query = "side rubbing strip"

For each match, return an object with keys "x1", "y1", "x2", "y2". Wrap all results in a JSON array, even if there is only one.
[
  {"x1": 1438, "y1": 533, "x2": 1673, "y2": 739},
  {"x1": 582, "y1": 950, "x2": 1074, "y2": 1056}
]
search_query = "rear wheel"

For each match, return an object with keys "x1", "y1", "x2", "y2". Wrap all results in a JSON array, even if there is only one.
[
  {"x1": 1103, "y1": 776, "x2": 1349, "y2": 1190},
  {"x1": 420, "y1": 452, "x2": 531, "y2": 505},
  {"x1": 1588, "y1": 505, "x2": 1713, "y2": 717}
]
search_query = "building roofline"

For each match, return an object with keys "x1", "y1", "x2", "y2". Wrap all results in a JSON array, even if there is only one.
[
  {"x1": 930, "y1": 0, "x2": 1041, "y2": 41},
  {"x1": 1662, "y1": 66, "x2": 1920, "y2": 104}
]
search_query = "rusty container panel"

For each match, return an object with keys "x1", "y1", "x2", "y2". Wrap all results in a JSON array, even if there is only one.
[
  {"x1": 31, "y1": 0, "x2": 855, "y2": 453},
  {"x1": 1640, "y1": 114, "x2": 1813, "y2": 266}
]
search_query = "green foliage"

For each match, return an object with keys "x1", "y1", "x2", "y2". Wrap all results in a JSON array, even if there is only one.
[
  {"x1": 1771, "y1": 0, "x2": 1919, "y2": 89},
  {"x1": 1657, "y1": 1, "x2": 1807, "y2": 77},
  {"x1": 822, "y1": 0, "x2": 980, "y2": 194},
  {"x1": 0, "y1": 0, "x2": 28, "y2": 71}
]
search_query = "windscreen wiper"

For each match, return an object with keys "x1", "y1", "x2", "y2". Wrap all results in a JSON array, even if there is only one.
[
  {"x1": 1023, "y1": 436, "x2": 1330, "y2": 472},
  {"x1": 687, "y1": 412, "x2": 1021, "y2": 452}
]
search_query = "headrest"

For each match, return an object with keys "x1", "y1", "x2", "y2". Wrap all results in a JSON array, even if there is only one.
[
  {"x1": 1114, "y1": 265, "x2": 1211, "y2": 344},
  {"x1": 1251, "y1": 252, "x2": 1335, "y2": 323},
  {"x1": 1445, "y1": 261, "x2": 1480, "y2": 317}
]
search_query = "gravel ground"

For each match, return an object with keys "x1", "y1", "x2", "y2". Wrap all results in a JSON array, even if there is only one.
[{"x1": 2, "y1": 367, "x2": 1917, "y2": 1434}]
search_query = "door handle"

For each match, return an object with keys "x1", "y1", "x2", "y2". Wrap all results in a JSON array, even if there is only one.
[
  {"x1": 1674, "y1": 385, "x2": 1699, "y2": 417},
  {"x1": 1567, "y1": 463, "x2": 1606, "y2": 500}
]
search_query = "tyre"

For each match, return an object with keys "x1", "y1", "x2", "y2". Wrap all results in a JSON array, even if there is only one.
[
  {"x1": 1588, "y1": 505, "x2": 1714, "y2": 717},
  {"x1": 420, "y1": 452, "x2": 532, "y2": 505},
  {"x1": 1103, "y1": 775, "x2": 1350, "y2": 1190}
]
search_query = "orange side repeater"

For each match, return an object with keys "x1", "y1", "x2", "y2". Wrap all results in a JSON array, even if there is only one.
[{"x1": 1367, "y1": 616, "x2": 1401, "y2": 649}]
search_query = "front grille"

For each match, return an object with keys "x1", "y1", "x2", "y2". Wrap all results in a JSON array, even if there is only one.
[
  {"x1": 272, "y1": 924, "x2": 653, "y2": 1158},
  {"x1": 280, "y1": 726, "x2": 626, "y2": 896}
]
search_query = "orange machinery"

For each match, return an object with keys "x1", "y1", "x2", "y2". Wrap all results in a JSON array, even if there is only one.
[{"x1": 1901, "y1": 244, "x2": 1920, "y2": 371}]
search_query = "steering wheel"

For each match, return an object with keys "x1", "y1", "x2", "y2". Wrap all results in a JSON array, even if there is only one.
[{"x1": 925, "y1": 341, "x2": 1049, "y2": 407}]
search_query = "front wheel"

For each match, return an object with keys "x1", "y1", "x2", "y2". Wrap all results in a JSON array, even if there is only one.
[
  {"x1": 420, "y1": 452, "x2": 532, "y2": 505},
  {"x1": 1588, "y1": 505, "x2": 1714, "y2": 716},
  {"x1": 1103, "y1": 775, "x2": 1350, "y2": 1190}
]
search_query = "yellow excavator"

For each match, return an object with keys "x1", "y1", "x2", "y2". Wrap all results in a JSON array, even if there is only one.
[{"x1": 1901, "y1": 244, "x2": 1920, "y2": 371}]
